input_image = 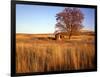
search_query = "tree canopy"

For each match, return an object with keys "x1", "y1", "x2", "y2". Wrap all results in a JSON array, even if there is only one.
[{"x1": 55, "y1": 7, "x2": 84, "y2": 39}]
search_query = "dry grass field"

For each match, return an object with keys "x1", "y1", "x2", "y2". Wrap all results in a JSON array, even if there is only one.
[{"x1": 16, "y1": 33, "x2": 96, "y2": 73}]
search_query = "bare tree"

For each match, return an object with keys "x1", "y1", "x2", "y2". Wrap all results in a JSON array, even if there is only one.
[{"x1": 55, "y1": 7, "x2": 84, "y2": 39}]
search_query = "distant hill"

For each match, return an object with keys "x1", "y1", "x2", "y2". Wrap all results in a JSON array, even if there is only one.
[
  {"x1": 54, "y1": 30, "x2": 95, "y2": 36},
  {"x1": 80, "y1": 29, "x2": 95, "y2": 35},
  {"x1": 16, "y1": 29, "x2": 95, "y2": 37}
]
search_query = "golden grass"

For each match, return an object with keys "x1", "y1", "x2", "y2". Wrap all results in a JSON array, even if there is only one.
[{"x1": 16, "y1": 34, "x2": 95, "y2": 73}]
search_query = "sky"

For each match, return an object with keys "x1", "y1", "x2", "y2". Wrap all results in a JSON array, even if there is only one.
[{"x1": 16, "y1": 4, "x2": 95, "y2": 34}]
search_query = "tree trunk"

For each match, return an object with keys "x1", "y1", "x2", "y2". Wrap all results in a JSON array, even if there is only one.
[
  {"x1": 69, "y1": 33, "x2": 71, "y2": 39},
  {"x1": 68, "y1": 25, "x2": 73, "y2": 39}
]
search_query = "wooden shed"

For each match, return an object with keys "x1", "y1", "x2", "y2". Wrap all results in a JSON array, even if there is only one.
[{"x1": 55, "y1": 32, "x2": 68, "y2": 40}]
